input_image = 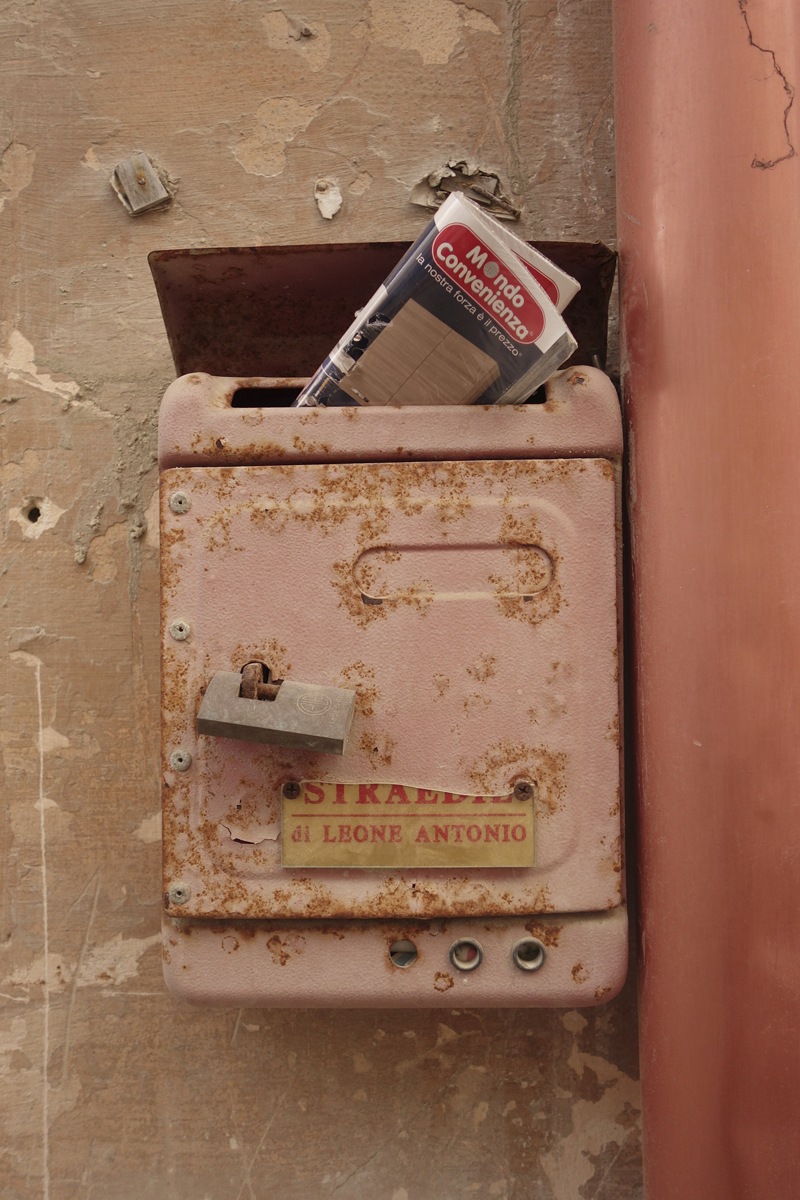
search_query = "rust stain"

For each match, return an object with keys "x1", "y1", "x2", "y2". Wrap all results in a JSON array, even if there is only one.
[
  {"x1": 609, "y1": 786, "x2": 620, "y2": 819},
  {"x1": 338, "y1": 660, "x2": 380, "y2": 717},
  {"x1": 465, "y1": 738, "x2": 566, "y2": 815},
  {"x1": 490, "y1": 510, "x2": 561, "y2": 627},
  {"x1": 231, "y1": 637, "x2": 292, "y2": 679},
  {"x1": 523, "y1": 921, "x2": 562, "y2": 947},
  {"x1": 433, "y1": 971, "x2": 455, "y2": 992},
  {"x1": 466, "y1": 653, "x2": 497, "y2": 683},
  {"x1": 358, "y1": 730, "x2": 395, "y2": 769},
  {"x1": 291, "y1": 434, "x2": 332, "y2": 455},
  {"x1": 188, "y1": 433, "x2": 290, "y2": 462},
  {"x1": 167, "y1": 861, "x2": 557, "y2": 919},
  {"x1": 572, "y1": 962, "x2": 590, "y2": 984},
  {"x1": 266, "y1": 933, "x2": 304, "y2": 965},
  {"x1": 158, "y1": 507, "x2": 187, "y2": 602},
  {"x1": 432, "y1": 673, "x2": 450, "y2": 698}
]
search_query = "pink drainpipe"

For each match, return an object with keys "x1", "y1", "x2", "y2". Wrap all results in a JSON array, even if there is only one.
[{"x1": 614, "y1": 2, "x2": 800, "y2": 1196}]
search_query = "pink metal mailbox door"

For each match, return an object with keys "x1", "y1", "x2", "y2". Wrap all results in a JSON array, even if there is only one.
[{"x1": 159, "y1": 367, "x2": 626, "y2": 1007}]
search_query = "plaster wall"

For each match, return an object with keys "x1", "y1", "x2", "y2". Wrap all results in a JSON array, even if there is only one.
[{"x1": 0, "y1": 2, "x2": 639, "y2": 1196}]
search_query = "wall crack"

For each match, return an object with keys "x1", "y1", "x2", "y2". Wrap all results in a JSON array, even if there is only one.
[{"x1": 738, "y1": 0, "x2": 796, "y2": 168}]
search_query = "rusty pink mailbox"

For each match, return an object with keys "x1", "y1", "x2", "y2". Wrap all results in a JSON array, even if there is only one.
[{"x1": 157, "y1": 362, "x2": 626, "y2": 1008}]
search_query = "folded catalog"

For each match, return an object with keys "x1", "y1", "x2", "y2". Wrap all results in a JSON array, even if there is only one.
[{"x1": 295, "y1": 193, "x2": 579, "y2": 408}]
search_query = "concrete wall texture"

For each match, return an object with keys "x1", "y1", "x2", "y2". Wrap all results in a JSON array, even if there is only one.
[{"x1": 1, "y1": 2, "x2": 640, "y2": 1197}]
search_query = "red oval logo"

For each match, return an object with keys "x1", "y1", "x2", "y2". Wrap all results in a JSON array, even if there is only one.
[{"x1": 432, "y1": 224, "x2": 545, "y2": 343}]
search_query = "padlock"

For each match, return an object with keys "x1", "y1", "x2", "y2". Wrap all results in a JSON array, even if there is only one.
[{"x1": 197, "y1": 664, "x2": 356, "y2": 755}]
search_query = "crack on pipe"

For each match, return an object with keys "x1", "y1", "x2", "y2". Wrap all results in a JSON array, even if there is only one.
[{"x1": 738, "y1": 0, "x2": 796, "y2": 169}]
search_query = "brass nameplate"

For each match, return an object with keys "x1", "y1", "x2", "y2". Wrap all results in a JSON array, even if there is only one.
[{"x1": 281, "y1": 782, "x2": 534, "y2": 868}]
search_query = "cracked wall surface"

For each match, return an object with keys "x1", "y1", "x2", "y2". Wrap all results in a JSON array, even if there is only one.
[{"x1": 0, "y1": 2, "x2": 638, "y2": 1197}]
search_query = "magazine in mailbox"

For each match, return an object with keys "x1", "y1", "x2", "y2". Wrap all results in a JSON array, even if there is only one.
[{"x1": 294, "y1": 193, "x2": 579, "y2": 408}]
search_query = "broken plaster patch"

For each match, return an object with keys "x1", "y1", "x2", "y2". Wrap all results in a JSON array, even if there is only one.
[
  {"x1": 5, "y1": 934, "x2": 161, "y2": 993},
  {"x1": 262, "y1": 10, "x2": 331, "y2": 72},
  {"x1": 40, "y1": 725, "x2": 69, "y2": 755},
  {"x1": 233, "y1": 97, "x2": 319, "y2": 178},
  {"x1": 80, "y1": 933, "x2": 161, "y2": 988},
  {"x1": 369, "y1": 0, "x2": 499, "y2": 66},
  {"x1": 349, "y1": 171, "x2": 372, "y2": 196},
  {"x1": 1, "y1": 329, "x2": 79, "y2": 401},
  {"x1": 87, "y1": 521, "x2": 128, "y2": 584},
  {"x1": 8, "y1": 496, "x2": 66, "y2": 541},
  {"x1": 0, "y1": 142, "x2": 35, "y2": 213},
  {"x1": 134, "y1": 811, "x2": 162, "y2": 843},
  {"x1": 82, "y1": 146, "x2": 102, "y2": 171},
  {"x1": 411, "y1": 160, "x2": 520, "y2": 220},
  {"x1": 315, "y1": 178, "x2": 342, "y2": 218}
]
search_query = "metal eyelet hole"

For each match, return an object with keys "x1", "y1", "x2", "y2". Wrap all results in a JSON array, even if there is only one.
[
  {"x1": 169, "y1": 620, "x2": 190, "y2": 641},
  {"x1": 389, "y1": 939, "x2": 418, "y2": 968},
  {"x1": 512, "y1": 937, "x2": 546, "y2": 972},
  {"x1": 449, "y1": 938, "x2": 483, "y2": 972}
]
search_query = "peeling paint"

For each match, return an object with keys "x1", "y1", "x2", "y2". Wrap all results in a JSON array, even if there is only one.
[
  {"x1": 39, "y1": 726, "x2": 69, "y2": 755},
  {"x1": 134, "y1": 811, "x2": 162, "y2": 843},
  {"x1": 369, "y1": 0, "x2": 499, "y2": 66},
  {"x1": 1, "y1": 330, "x2": 79, "y2": 401},
  {"x1": 4, "y1": 935, "x2": 161, "y2": 994},
  {"x1": 540, "y1": 1016, "x2": 641, "y2": 1199},
  {"x1": 233, "y1": 97, "x2": 319, "y2": 178},
  {"x1": 0, "y1": 141, "x2": 35, "y2": 212}
]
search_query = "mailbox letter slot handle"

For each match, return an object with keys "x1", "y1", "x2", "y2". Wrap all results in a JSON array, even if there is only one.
[{"x1": 197, "y1": 670, "x2": 356, "y2": 755}]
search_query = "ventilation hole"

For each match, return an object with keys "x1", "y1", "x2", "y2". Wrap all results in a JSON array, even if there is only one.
[
  {"x1": 389, "y1": 940, "x2": 418, "y2": 968},
  {"x1": 512, "y1": 937, "x2": 546, "y2": 972},
  {"x1": 230, "y1": 387, "x2": 303, "y2": 407},
  {"x1": 449, "y1": 938, "x2": 484, "y2": 972}
]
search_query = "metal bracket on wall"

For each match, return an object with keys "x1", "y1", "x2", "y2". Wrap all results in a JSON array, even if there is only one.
[{"x1": 112, "y1": 152, "x2": 171, "y2": 216}]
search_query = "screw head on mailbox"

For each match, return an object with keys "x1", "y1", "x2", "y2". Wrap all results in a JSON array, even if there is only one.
[{"x1": 158, "y1": 339, "x2": 626, "y2": 1009}]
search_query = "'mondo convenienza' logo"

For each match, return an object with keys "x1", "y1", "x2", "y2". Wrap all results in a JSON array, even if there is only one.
[{"x1": 432, "y1": 224, "x2": 545, "y2": 343}]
